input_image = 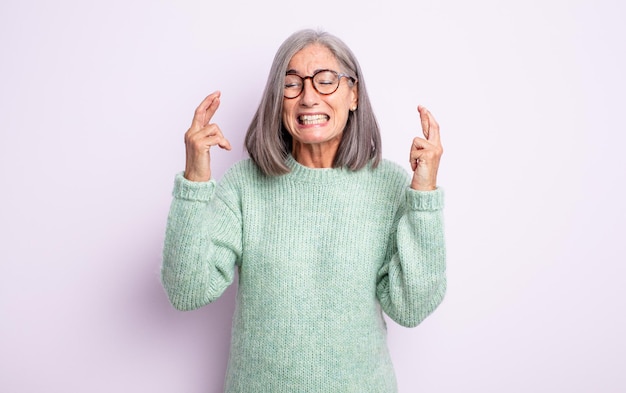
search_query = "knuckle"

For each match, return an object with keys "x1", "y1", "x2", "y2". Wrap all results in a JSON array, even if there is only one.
[{"x1": 184, "y1": 132, "x2": 202, "y2": 146}]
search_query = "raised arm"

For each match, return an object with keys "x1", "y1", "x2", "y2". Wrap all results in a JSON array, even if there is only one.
[
  {"x1": 162, "y1": 93, "x2": 240, "y2": 311},
  {"x1": 377, "y1": 106, "x2": 446, "y2": 327}
]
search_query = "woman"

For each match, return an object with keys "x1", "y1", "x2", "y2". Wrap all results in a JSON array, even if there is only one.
[{"x1": 162, "y1": 29, "x2": 445, "y2": 392}]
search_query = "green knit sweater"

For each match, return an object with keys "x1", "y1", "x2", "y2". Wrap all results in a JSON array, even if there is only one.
[{"x1": 162, "y1": 155, "x2": 446, "y2": 392}]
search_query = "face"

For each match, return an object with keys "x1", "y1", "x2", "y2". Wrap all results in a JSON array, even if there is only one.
[{"x1": 282, "y1": 44, "x2": 358, "y2": 152}]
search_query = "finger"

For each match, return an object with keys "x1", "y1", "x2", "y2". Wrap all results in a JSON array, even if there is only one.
[
  {"x1": 186, "y1": 122, "x2": 217, "y2": 143},
  {"x1": 206, "y1": 134, "x2": 232, "y2": 151},
  {"x1": 417, "y1": 105, "x2": 430, "y2": 140},
  {"x1": 204, "y1": 92, "x2": 221, "y2": 123},
  {"x1": 191, "y1": 91, "x2": 221, "y2": 129},
  {"x1": 200, "y1": 124, "x2": 232, "y2": 151},
  {"x1": 409, "y1": 150, "x2": 429, "y2": 171},
  {"x1": 426, "y1": 112, "x2": 441, "y2": 144},
  {"x1": 410, "y1": 155, "x2": 418, "y2": 171},
  {"x1": 409, "y1": 136, "x2": 430, "y2": 171},
  {"x1": 218, "y1": 137, "x2": 232, "y2": 151},
  {"x1": 410, "y1": 148, "x2": 438, "y2": 172},
  {"x1": 419, "y1": 105, "x2": 441, "y2": 144},
  {"x1": 411, "y1": 136, "x2": 432, "y2": 151}
]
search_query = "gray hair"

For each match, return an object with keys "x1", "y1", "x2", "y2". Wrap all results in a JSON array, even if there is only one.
[{"x1": 245, "y1": 29, "x2": 382, "y2": 176}]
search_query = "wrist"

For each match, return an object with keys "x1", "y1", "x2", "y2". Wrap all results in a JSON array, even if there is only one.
[
  {"x1": 411, "y1": 184, "x2": 437, "y2": 191},
  {"x1": 183, "y1": 170, "x2": 211, "y2": 182},
  {"x1": 410, "y1": 178, "x2": 437, "y2": 191}
]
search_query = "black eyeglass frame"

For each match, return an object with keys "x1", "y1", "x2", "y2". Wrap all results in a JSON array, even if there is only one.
[{"x1": 283, "y1": 69, "x2": 357, "y2": 99}]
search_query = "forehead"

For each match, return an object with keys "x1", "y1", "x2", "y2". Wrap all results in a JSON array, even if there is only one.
[{"x1": 287, "y1": 43, "x2": 340, "y2": 73}]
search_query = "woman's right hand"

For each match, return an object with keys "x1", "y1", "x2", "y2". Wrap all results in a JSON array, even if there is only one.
[{"x1": 183, "y1": 91, "x2": 232, "y2": 182}]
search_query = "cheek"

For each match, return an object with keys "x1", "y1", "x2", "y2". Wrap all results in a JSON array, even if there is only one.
[
  {"x1": 337, "y1": 90, "x2": 356, "y2": 113},
  {"x1": 337, "y1": 111, "x2": 350, "y2": 128},
  {"x1": 281, "y1": 105, "x2": 296, "y2": 133},
  {"x1": 333, "y1": 99, "x2": 351, "y2": 122},
  {"x1": 281, "y1": 104, "x2": 291, "y2": 123}
]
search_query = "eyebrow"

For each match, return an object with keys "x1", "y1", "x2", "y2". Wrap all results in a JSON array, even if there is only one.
[{"x1": 285, "y1": 68, "x2": 329, "y2": 75}]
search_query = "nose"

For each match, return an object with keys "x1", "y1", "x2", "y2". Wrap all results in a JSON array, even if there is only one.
[{"x1": 300, "y1": 77, "x2": 320, "y2": 107}]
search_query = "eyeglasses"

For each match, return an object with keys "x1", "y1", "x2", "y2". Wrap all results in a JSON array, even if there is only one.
[{"x1": 283, "y1": 69, "x2": 356, "y2": 99}]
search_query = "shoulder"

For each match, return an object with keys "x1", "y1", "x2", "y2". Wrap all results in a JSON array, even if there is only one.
[
  {"x1": 219, "y1": 158, "x2": 264, "y2": 187},
  {"x1": 376, "y1": 158, "x2": 410, "y2": 176},
  {"x1": 224, "y1": 158, "x2": 260, "y2": 176},
  {"x1": 369, "y1": 158, "x2": 411, "y2": 188},
  {"x1": 212, "y1": 158, "x2": 261, "y2": 201},
  {"x1": 209, "y1": 158, "x2": 271, "y2": 214},
  {"x1": 348, "y1": 159, "x2": 410, "y2": 206}
]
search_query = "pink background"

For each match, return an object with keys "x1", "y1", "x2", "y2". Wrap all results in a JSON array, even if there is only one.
[{"x1": 1, "y1": 0, "x2": 625, "y2": 391}]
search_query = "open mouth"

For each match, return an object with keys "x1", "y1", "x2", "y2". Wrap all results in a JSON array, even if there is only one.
[{"x1": 298, "y1": 114, "x2": 329, "y2": 125}]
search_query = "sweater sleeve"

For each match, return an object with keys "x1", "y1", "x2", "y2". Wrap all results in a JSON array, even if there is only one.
[
  {"x1": 376, "y1": 187, "x2": 446, "y2": 327},
  {"x1": 161, "y1": 173, "x2": 242, "y2": 311}
]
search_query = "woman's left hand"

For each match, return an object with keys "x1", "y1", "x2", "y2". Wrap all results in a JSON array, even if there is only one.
[{"x1": 409, "y1": 106, "x2": 443, "y2": 191}]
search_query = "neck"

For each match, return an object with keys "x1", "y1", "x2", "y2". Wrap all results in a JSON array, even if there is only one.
[{"x1": 291, "y1": 140, "x2": 340, "y2": 168}]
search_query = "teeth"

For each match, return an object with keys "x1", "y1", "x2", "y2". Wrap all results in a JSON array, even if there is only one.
[{"x1": 299, "y1": 114, "x2": 328, "y2": 125}]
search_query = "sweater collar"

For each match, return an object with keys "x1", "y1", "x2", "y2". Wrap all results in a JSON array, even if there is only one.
[{"x1": 284, "y1": 154, "x2": 352, "y2": 184}]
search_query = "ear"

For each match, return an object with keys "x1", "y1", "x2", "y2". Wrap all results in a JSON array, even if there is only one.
[{"x1": 349, "y1": 83, "x2": 358, "y2": 110}]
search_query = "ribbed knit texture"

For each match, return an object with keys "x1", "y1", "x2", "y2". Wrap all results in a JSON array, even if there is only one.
[{"x1": 162, "y1": 156, "x2": 446, "y2": 393}]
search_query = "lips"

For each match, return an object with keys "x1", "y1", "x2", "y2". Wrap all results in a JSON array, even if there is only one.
[{"x1": 298, "y1": 114, "x2": 329, "y2": 125}]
